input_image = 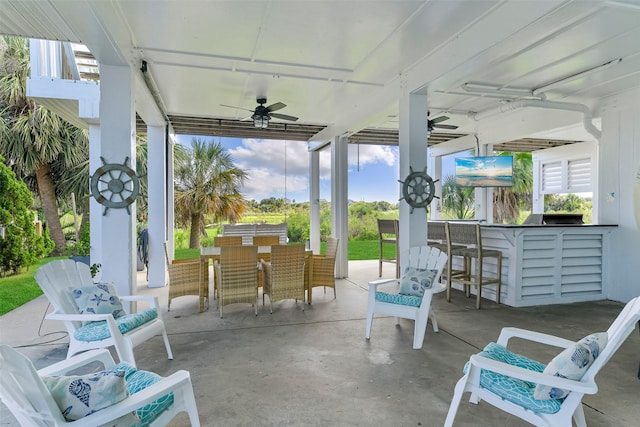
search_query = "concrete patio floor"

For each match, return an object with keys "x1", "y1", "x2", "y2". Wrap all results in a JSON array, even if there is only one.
[{"x1": 1, "y1": 260, "x2": 639, "y2": 426}]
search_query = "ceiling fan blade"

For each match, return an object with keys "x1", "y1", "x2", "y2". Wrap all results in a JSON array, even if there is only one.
[
  {"x1": 240, "y1": 115, "x2": 254, "y2": 121},
  {"x1": 220, "y1": 104, "x2": 255, "y2": 113},
  {"x1": 265, "y1": 102, "x2": 286, "y2": 113},
  {"x1": 431, "y1": 115, "x2": 450, "y2": 124},
  {"x1": 433, "y1": 123, "x2": 458, "y2": 129},
  {"x1": 270, "y1": 112, "x2": 299, "y2": 121}
]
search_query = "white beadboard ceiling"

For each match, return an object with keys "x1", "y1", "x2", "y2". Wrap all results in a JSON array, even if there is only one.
[{"x1": 1, "y1": 0, "x2": 639, "y2": 145}]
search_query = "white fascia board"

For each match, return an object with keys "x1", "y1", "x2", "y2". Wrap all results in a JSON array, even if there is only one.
[
  {"x1": 429, "y1": 134, "x2": 478, "y2": 157},
  {"x1": 307, "y1": 140, "x2": 331, "y2": 152},
  {"x1": 134, "y1": 73, "x2": 166, "y2": 128},
  {"x1": 27, "y1": 77, "x2": 100, "y2": 121}
]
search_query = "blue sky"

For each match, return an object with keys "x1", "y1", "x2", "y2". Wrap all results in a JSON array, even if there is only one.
[{"x1": 175, "y1": 135, "x2": 459, "y2": 203}]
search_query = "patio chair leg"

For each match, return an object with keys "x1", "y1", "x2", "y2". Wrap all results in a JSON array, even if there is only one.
[
  {"x1": 365, "y1": 293, "x2": 375, "y2": 340},
  {"x1": 429, "y1": 309, "x2": 439, "y2": 333},
  {"x1": 444, "y1": 376, "x2": 466, "y2": 427},
  {"x1": 573, "y1": 404, "x2": 587, "y2": 427},
  {"x1": 162, "y1": 329, "x2": 174, "y2": 360}
]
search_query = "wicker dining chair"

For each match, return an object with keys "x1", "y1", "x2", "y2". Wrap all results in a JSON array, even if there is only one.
[
  {"x1": 261, "y1": 244, "x2": 306, "y2": 313},
  {"x1": 252, "y1": 235, "x2": 280, "y2": 246},
  {"x1": 214, "y1": 235, "x2": 243, "y2": 247},
  {"x1": 308, "y1": 237, "x2": 339, "y2": 304},
  {"x1": 214, "y1": 245, "x2": 259, "y2": 317},
  {"x1": 165, "y1": 244, "x2": 205, "y2": 313}
]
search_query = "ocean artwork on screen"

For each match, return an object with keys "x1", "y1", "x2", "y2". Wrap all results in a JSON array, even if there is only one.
[{"x1": 455, "y1": 156, "x2": 514, "y2": 187}]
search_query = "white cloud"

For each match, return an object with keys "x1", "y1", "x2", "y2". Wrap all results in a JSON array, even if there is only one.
[{"x1": 177, "y1": 137, "x2": 400, "y2": 201}]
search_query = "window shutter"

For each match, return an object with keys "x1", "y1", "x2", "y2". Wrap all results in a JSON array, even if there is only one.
[
  {"x1": 568, "y1": 158, "x2": 591, "y2": 191},
  {"x1": 542, "y1": 161, "x2": 562, "y2": 192}
]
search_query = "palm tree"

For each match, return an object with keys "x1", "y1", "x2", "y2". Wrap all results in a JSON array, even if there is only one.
[
  {"x1": 493, "y1": 152, "x2": 532, "y2": 223},
  {"x1": 174, "y1": 138, "x2": 247, "y2": 248},
  {"x1": 441, "y1": 174, "x2": 475, "y2": 219},
  {"x1": 0, "y1": 37, "x2": 89, "y2": 255}
]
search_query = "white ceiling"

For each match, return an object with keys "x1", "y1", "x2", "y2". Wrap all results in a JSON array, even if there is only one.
[{"x1": 1, "y1": 0, "x2": 640, "y2": 145}]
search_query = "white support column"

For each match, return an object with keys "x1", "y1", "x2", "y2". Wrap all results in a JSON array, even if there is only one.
[
  {"x1": 88, "y1": 124, "x2": 102, "y2": 281},
  {"x1": 309, "y1": 150, "x2": 321, "y2": 254},
  {"x1": 97, "y1": 64, "x2": 137, "y2": 299},
  {"x1": 599, "y1": 87, "x2": 640, "y2": 302},
  {"x1": 430, "y1": 155, "x2": 443, "y2": 220},
  {"x1": 147, "y1": 125, "x2": 168, "y2": 288},
  {"x1": 398, "y1": 90, "x2": 429, "y2": 264},
  {"x1": 167, "y1": 134, "x2": 176, "y2": 257},
  {"x1": 331, "y1": 136, "x2": 348, "y2": 278}
]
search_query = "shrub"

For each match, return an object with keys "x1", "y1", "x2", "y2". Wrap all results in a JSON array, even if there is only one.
[{"x1": 0, "y1": 156, "x2": 54, "y2": 275}]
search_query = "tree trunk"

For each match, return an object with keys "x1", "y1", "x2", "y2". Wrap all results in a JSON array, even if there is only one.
[
  {"x1": 35, "y1": 163, "x2": 66, "y2": 255},
  {"x1": 78, "y1": 196, "x2": 91, "y2": 237},
  {"x1": 189, "y1": 213, "x2": 201, "y2": 249}
]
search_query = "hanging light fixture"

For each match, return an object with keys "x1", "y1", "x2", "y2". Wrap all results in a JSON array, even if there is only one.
[{"x1": 252, "y1": 113, "x2": 270, "y2": 128}]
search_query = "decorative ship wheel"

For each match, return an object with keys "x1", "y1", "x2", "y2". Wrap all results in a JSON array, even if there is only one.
[
  {"x1": 90, "y1": 156, "x2": 140, "y2": 215},
  {"x1": 398, "y1": 166, "x2": 439, "y2": 213}
]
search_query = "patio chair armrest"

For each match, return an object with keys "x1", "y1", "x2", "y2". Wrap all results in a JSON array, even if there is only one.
[
  {"x1": 469, "y1": 355, "x2": 598, "y2": 395},
  {"x1": 37, "y1": 349, "x2": 116, "y2": 376},
  {"x1": 428, "y1": 281, "x2": 447, "y2": 294},
  {"x1": 119, "y1": 295, "x2": 160, "y2": 310},
  {"x1": 368, "y1": 278, "x2": 399, "y2": 290},
  {"x1": 496, "y1": 327, "x2": 576, "y2": 349},
  {"x1": 46, "y1": 312, "x2": 113, "y2": 322},
  {"x1": 77, "y1": 371, "x2": 195, "y2": 426}
]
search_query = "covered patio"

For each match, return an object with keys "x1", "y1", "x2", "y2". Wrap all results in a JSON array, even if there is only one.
[
  {"x1": 1, "y1": 261, "x2": 638, "y2": 426},
  {"x1": 1, "y1": 2, "x2": 640, "y2": 424},
  {"x1": 1, "y1": 0, "x2": 638, "y2": 308}
]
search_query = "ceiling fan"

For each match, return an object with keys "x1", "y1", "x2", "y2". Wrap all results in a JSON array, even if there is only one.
[
  {"x1": 220, "y1": 97, "x2": 299, "y2": 128},
  {"x1": 428, "y1": 112, "x2": 458, "y2": 132}
]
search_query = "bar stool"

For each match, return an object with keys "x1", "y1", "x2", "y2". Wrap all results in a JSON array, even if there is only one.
[
  {"x1": 442, "y1": 222, "x2": 470, "y2": 300},
  {"x1": 446, "y1": 222, "x2": 502, "y2": 309},
  {"x1": 377, "y1": 219, "x2": 399, "y2": 278}
]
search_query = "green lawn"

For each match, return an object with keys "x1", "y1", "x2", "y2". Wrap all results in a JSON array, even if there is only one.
[
  {"x1": 1, "y1": 240, "x2": 387, "y2": 316},
  {"x1": 0, "y1": 256, "x2": 66, "y2": 316},
  {"x1": 174, "y1": 239, "x2": 386, "y2": 261}
]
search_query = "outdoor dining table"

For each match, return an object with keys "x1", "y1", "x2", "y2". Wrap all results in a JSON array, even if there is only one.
[{"x1": 200, "y1": 246, "x2": 312, "y2": 301}]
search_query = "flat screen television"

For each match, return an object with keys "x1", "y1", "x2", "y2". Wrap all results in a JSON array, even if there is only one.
[{"x1": 454, "y1": 156, "x2": 514, "y2": 187}]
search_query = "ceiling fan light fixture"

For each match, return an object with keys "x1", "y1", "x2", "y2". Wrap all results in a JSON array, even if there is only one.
[{"x1": 253, "y1": 114, "x2": 270, "y2": 128}]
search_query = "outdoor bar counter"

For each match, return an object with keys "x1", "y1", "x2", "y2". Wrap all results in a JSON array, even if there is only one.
[{"x1": 463, "y1": 223, "x2": 617, "y2": 307}]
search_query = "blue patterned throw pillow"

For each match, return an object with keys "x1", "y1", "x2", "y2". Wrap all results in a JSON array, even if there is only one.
[
  {"x1": 399, "y1": 267, "x2": 437, "y2": 296},
  {"x1": 72, "y1": 282, "x2": 125, "y2": 318},
  {"x1": 41, "y1": 368, "x2": 135, "y2": 422},
  {"x1": 533, "y1": 332, "x2": 608, "y2": 400}
]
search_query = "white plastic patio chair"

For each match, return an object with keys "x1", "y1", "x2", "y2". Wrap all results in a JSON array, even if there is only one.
[
  {"x1": 0, "y1": 344, "x2": 200, "y2": 426},
  {"x1": 365, "y1": 246, "x2": 448, "y2": 349},
  {"x1": 444, "y1": 296, "x2": 640, "y2": 427},
  {"x1": 35, "y1": 259, "x2": 173, "y2": 368}
]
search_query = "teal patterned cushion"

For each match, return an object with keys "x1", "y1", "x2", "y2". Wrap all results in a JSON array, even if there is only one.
[
  {"x1": 463, "y1": 342, "x2": 563, "y2": 414},
  {"x1": 74, "y1": 309, "x2": 158, "y2": 342},
  {"x1": 114, "y1": 363, "x2": 174, "y2": 425},
  {"x1": 42, "y1": 367, "x2": 130, "y2": 421},
  {"x1": 534, "y1": 332, "x2": 607, "y2": 400},
  {"x1": 72, "y1": 283, "x2": 125, "y2": 318},
  {"x1": 375, "y1": 291, "x2": 422, "y2": 307},
  {"x1": 399, "y1": 267, "x2": 437, "y2": 296}
]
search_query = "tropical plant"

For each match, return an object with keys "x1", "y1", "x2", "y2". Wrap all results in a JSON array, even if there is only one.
[
  {"x1": 0, "y1": 36, "x2": 89, "y2": 255},
  {"x1": 493, "y1": 152, "x2": 533, "y2": 223},
  {"x1": 0, "y1": 155, "x2": 53, "y2": 275},
  {"x1": 174, "y1": 138, "x2": 248, "y2": 248},
  {"x1": 441, "y1": 174, "x2": 475, "y2": 219}
]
